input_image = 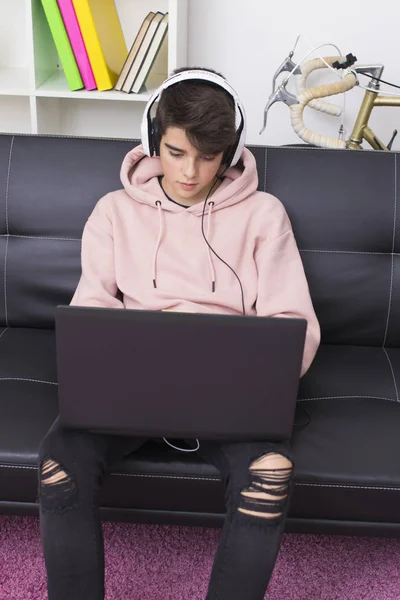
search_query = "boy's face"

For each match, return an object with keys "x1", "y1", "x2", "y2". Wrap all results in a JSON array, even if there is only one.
[{"x1": 159, "y1": 127, "x2": 224, "y2": 206}]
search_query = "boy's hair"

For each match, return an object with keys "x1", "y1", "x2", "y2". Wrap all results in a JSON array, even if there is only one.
[{"x1": 155, "y1": 67, "x2": 238, "y2": 162}]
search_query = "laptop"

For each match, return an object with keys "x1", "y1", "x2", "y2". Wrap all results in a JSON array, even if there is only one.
[{"x1": 55, "y1": 306, "x2": 307, "y2": 441}]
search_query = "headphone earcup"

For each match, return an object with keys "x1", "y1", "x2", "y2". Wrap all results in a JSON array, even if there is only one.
[
  {"x1": 149, "y1": 117, "x2": 160, "y2": 156},
  {"x1": 223, "y1": 130, "x2": 241, "y2": 167}
]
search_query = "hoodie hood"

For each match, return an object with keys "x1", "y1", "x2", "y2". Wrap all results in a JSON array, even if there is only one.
[{"x1": 120, "y1": 144, "x2": 259, "y2": 215}]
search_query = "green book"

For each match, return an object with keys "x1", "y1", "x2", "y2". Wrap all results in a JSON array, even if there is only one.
[{"x1": 41, "y1": 0, "x2": 84, "y2": 91}]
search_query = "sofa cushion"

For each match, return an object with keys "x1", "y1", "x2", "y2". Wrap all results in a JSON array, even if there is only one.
[
  {"x1": 1, "y1": 327, "x2": 400, "y2": 524},
  {"x1": 265, "y1": 146, "x2": 400, "y2": 348},
  {"x1": 299, "y1": 344, "x2": 399, "y2": 403},
  {"x1": 0, "y1": 327, "x2": 58, "y2": 462}
]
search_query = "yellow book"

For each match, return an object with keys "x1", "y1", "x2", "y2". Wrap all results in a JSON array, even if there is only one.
[{"x1": 72, "y1": 0, "x2": 128, "y2": 91}]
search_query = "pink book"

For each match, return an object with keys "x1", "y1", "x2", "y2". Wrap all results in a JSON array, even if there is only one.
[{"x1": 57, "y1": 0, "x2": 97, "y2": 90}]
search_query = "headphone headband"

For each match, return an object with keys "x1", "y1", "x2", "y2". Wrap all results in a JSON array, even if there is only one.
[{"x1": 140, "y1": 69, "x2": 247, "y2": 167}]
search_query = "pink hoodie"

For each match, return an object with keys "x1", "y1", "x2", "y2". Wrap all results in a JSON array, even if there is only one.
[{"x1": 71, "y1": 144, "x2": 320, "y2": 376}]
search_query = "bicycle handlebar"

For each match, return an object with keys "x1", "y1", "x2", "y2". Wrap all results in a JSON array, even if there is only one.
[
  {"x1": 296, "y1": 57, "x2": 345, "y2": 116},
  {"x1": 290, "y1": 71, "x2": 358, "y2": 148}
]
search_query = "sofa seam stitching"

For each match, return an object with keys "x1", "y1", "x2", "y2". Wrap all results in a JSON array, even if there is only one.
[
  {"x1": 1, "y1": 463, "x2": 400, "y2": 492},
  {"x1": 4, "y1": 136, "x2": 13, "y2": 327},
  {"x1": 300, "y1": 249, "x2": 400, "y2": 256},
  {"x1": 263, "y1": 147, "x2": 267, "y2": 192},
  {"x1": 383, "y1": 153, "x2": 397, "y2": 346},
  {"x1": 382, "y1": 348, "x2": 399, "y2": 402},
  {"x1": 298, "y1": 395, "x2": 396, "y2": 401},
  {"x1": 0, "y1": 377, "x2": 57, "y2": 385},
  {"x1": 0, "y1": 237, "x2": 396, "y2": 254},
  {"x1": 0, "y1": 234, "x2": 80, "y2": 242}
]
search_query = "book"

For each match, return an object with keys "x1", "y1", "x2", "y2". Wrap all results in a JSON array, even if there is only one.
[
  {"x1": 40, "y1": 0, "x2": 84, "y2": 91},
  {"x1": 71, "y1": 0, "x2": 128, "y2": 91},
  {"x1": 121, "y1": 12, "x2": 165, "y2": 94},
  {"x1": 130, "y1": 13, "x2": 169, "y2": 94},
  {"x1": 57, "y1": 0, "x2": 96, "y2": 90},
  {"x1": 138, "y1": 25, "x2": 169, "y2": 92},
  {"x1": 114, "y1": 11, "x2": 155, "y2": 92}
]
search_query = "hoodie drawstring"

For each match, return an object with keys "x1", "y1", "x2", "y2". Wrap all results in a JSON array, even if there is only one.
[
  {"x1": 206, "y1": 201, "x2": 216, "y2": 292},
  {"x1": 152, "y1": 199, "x2": 216, "y2": 291},
  {"x1": 152, "y1": 200, "x2": 164, "y2": 288}
]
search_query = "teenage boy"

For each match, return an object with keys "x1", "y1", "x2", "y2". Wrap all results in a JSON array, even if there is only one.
[{"x1": 38, "y1": 67, "x2": 320, "y2": 600}]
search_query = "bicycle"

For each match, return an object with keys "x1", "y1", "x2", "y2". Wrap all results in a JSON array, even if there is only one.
[{"x1": 260, "y1": 42, "x2": 400, "y2": 151}]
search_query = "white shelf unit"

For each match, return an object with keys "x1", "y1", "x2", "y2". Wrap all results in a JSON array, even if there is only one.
[{"x1": 0, "y1": 0, "x2": 188, "y2": 138}]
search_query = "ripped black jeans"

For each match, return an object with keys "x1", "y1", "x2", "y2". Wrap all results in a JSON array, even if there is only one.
[{"x1": 38, "y1": 416, "x2": 294, "y2": 600}]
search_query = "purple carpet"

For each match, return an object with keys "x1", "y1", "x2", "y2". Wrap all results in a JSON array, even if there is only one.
[{"x1": 1, "y1": 515, "x2": 400, "y2": 599}]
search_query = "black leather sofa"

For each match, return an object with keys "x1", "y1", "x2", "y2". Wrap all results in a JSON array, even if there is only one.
[{"x1": 1, "y1": 133, "x2": 399, "y2": 538}]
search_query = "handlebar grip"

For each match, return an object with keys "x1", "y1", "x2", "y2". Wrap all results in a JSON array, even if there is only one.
[
  {"x1": 290, "y1": 72, "x2": 357, "y2": 149},
  {"x1": 296, "y1": 56, "x2": 346, "y2": 116},
  {"x1": 299, "y1": 72, "x2": 357, "y2": 103},
  {"x1": 301, "y1": 56, "x2": 344, "y2": 77}
]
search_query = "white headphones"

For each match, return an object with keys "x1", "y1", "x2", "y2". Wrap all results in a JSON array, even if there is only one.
[{"x1": 140, "y1": 69, "x2": 247, "y2": 167}]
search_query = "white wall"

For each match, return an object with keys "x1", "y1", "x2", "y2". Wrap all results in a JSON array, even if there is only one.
[{"x1": 187, "y1": 0, "x2": 400, "y2": 150}]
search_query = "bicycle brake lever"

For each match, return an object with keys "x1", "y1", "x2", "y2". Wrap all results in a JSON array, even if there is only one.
[
  {"x1": 260, "y1": 85, "x2": 298, "y2": 135},
  {"x1": 272, "y1": 55, "x2": 302, "y2": 92}
]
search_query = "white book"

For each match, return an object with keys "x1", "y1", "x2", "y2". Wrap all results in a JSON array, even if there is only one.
[{"x1": 122, "y1": 12, "x2": 165, "y2": 93}]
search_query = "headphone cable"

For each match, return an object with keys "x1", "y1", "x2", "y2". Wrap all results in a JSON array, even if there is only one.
[{"x1": 200, "y1": 171, "x2": 246, "y2": 315}]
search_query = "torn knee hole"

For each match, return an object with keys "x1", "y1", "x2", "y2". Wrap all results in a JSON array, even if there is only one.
[
  {"x1": 238, "y1": 453, "x2": 293, "y2": 520},
  {"x1": 41, "y1": 459, "x2": 71, "y2": 486},
  {"x1": 39, "y1": 458, "x2": 78, "y2": 513}
]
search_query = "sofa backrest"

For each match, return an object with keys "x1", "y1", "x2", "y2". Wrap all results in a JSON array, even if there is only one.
[{"x1": 0, "y1": 134, "x2": 398, "y2": 347}]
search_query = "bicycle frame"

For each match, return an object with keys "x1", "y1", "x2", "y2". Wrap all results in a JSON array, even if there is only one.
[{"x1": 347, "y1": 88, "x2": 400, "y2": 151}]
